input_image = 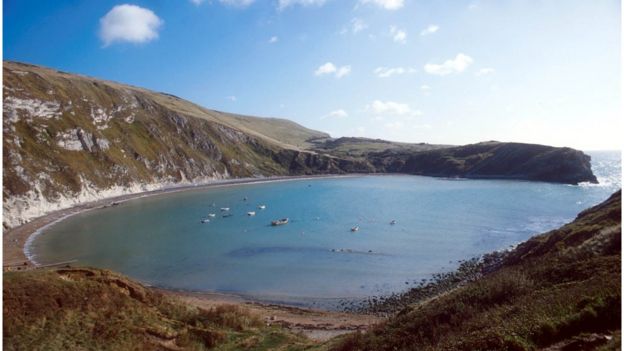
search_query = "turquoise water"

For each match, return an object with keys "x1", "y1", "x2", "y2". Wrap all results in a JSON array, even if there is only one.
[{"x1": 30, "y1": 151, "x2": 621, "y2": 306}]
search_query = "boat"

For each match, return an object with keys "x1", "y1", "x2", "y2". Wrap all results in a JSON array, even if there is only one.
[
  {"x1": 390, "y1": 220, "x2": 396, "y2": 225},
  {"x1": 200, "y1": 219, "x2": 210, "y2": 223},
  {"x1": 247, "y1": 211, "x2": 256, "y2": 216},
  {"x1": 351, "y1": 226, "x2": 359, "y2": 232},
  {"x1": 220, "y1": 207, "x2": 230, "y2": 211},
  {"x1": 208, "y1": 213, "x2": 216, "y2": 218},
  {"x1": 222, "y1": 214, "x2": 233, "y2": 218},
  {"x1": 258, "y1": 205, "x2": 266, "y2": 210},
  {"x1": 271, "y1": 218, "x2": 289, "y2": 226}
]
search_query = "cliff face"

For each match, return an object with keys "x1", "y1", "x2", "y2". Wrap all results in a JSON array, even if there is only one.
[
  {"x1": 368, "y1": 141, "x2": 597, "y2": 184},
  {"x1": 2, "y1": 61, "x2": 598, "y2": 228},
  {"x1": 2, "y1": 62, "x2": 367, "y2": 228}
]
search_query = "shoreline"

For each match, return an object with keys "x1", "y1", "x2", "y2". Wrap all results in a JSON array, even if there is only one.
[
  {"x1": 3, "y1": 174, "x2": 356, "y2": 267},
  {"x1": 2, "y1": 173, "x2": 381, "y2": 341}
]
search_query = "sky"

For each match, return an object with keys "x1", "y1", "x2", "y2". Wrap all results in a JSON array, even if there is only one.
[{"x1": 3, "y1": 0, "x2": 622, "y2": 150}]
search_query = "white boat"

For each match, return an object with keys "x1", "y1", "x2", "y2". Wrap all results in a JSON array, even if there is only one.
[
  {"x1": 247, "y1": 211, "x2": 256, "y2": 216},
  {"x1": 220, "y1": 207, "x2": 230, "y2": 211},
  {"x1": 201, "y1": 219, "x2": 210, "y2": 224},
  {"x1": 271, "y1": 218, "x2": 289, "y2": 226},
  {"x1": 258, "y1": 205, "x2": 266, "y2": 210},
  {"x1": 351, "y1": 226, "x2": 359, "y2": 232},
  {"x1": 208, "y1": 213, "x2": 216, "y2": 217},
  {"x1": 390, "y1": 220, "x2": 396, "y2": 225}
]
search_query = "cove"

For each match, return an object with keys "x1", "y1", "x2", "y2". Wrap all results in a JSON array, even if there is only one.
[{"x1": 28, "y1": 152, "x2": 620, "y2": 308}]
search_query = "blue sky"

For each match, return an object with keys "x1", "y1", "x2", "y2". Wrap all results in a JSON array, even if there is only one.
[{"x1": 3, "y1": 0, "x2": 621, "y2": 150}]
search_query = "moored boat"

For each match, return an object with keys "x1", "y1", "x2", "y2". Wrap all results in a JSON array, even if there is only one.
[
  {"x1": 247, "y1": 211, "x2": 256, "y2": 216},
  {"x1": 220, "y1": 207, "x2": 230, "y2": 211},
  {"x1": 258, "y1": 205, "x2": 266, "y2": 210},
  {"x1": 271, "y1": 218, "x2": 289, "y2": 226},
  {"x1": 351, "y1": 226, "x2": 359, "y2": 232}
]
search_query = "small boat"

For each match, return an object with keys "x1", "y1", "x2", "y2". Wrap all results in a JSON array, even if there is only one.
[
  {"x1": 220, "y1": 207, "x2": 230, "y2": 212},
  {"x1": 243, "y1": 197, "x2": 248, "y2": 201},
  {"x1": 351, "y1": 226, "x2": 359, "y2": 232},
  {"x1": 208, "y1": 213, "x2": 216, "y2": 218},
  {"x1": 271, "y1": 218, "x2": 289, "y2": 226},
  {"x1": 201, "y1": 219, "x2": 210, "y2": 224},
  {"x1": 258, "y1": 205, "x2": 266, "y2": 210},
  {"x1": 390, "y1": 220, "x2": 396, "y2": 225},
  {"x1": 222, "y1": 214, "x2": 233, "y2": 218},
  {"x1": 247, "y1": 211, "x2": 256, "y2": 216}
]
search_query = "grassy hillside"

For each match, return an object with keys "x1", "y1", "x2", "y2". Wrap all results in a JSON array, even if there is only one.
[
  {"x1": 310, "y1": 137, "x2": 450, "y2": 158},
  {"x1": 368, "y1": 141, "x2": 597, "y2": 184},
  {"x1": 2, "y1": 61, "x2": 598, "y2": 229},
  {"x1": 2, "y1": 61, "x2": 371, "y2": 228},
  {"x1": 3, "y1": 267, "x2": 313, "y2": 351},
  {"x1": 332, "y1": 191, "x2": 621, "y2": 351}
]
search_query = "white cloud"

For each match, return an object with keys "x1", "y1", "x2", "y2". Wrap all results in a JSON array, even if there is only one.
[
  {"x1": 389, "y1": 26, "x2": 407, "y2": 44},
  {"x1": 268, "y1": 36, "x2": 279, "y2": 43},
  {"x1": 226, "y1": 95, "x2": 237, "y2": 101},
  {"x1": 366, "y1": 100, "x2": 421, "y2": 117},
  {"x1": 314, "y1": 62, "x2": 351, "y2": 78},
  {"x1": 278, "y1": 0, "x2": 327, "y2": 10},
  {"x1": 336, "y1": 65, "x2": 352, "y2": 78},
  {"x1": 99, "y1": 4, "x2": 163, "y2": 46},
  {"x1": 475, "y1": 67, "x2": 495, "y2": 76},
  {"x1": 191, "y1": 0, "x2": 254, "y2": 7},
  {"x1": 424, "y1": 53, "x2": 473, "y2": 76},
  {"x1": 373, "y1": 66, "x2": 416, "y2": 78},
  {"x1": 315, "y1": 62, "x2": 337, "y2": 75},
  {"x1": 322, "y1": 109, "x2": 349, "y2": 119},
  {"x1": 220, "y1": 0, "x2": 255, "y2": 7},
  {"x1": 420, "y1": 24, "x2": 439, "y2": 36},
  {"x1": 360, "y1": 0, "x2": 404, "y2": 10},
  {"x1": 350, "y1": 18, "x2": 368, "y2": 34},
  {"x1": 420, "y1": 84, "x2": 432, "y2": 95}
]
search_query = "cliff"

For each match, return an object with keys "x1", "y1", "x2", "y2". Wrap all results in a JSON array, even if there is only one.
[
  {"x1": 2, "y1": 61, "x2": 597, "y2": 229},
  {"x1": 368, "y1": 141, "x2": 597, "y2": 184}
]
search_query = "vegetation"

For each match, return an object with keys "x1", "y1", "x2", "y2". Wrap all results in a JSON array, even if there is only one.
[
  {"x1": 332, "y1": 191, "x2": 621, "y2": 351},
  {"x1": 3, "y1": 268, "x2": 313, "y2": 351},
  {"x1": 3, "y1": 61, "x2": 597, "y2": 227}
]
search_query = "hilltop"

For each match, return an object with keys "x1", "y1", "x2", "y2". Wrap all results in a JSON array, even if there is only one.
[{"x1": 3, "y1": 61, "x2": 596, "y2": 229}]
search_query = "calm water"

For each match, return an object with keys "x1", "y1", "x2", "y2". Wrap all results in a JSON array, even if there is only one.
[{"x1": 30, "y1": 151, "x2": 621, "y2": 306}]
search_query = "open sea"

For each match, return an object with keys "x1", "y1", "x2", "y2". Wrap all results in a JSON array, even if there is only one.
[{"x1": 28, "y1": 151, "x2": 621, "y2": 307}]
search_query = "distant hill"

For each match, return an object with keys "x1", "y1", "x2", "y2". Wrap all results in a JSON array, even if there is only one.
[
  {"x1": 332, "y1": 190, "x2": 621, "y2": 351},
  {"x1": 2, "y1": 61, "x2": 597, "y2": 228}
]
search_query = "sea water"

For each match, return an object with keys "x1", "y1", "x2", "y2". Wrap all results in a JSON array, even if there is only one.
[{"x1": 29, "y1": 151, "x2": 621, "y2": 306}]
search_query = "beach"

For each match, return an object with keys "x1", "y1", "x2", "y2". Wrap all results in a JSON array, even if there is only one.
[{"x1": 2, "y1": 174, "x2": 379, "y2": 341}]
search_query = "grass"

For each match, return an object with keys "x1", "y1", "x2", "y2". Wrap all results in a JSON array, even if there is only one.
[
  {"x1": 3, "y1": 268, "x2": 313, "y2": 351},
  {"x1": 332, "y1": 191, "x2": 621, "y2": 351}
]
